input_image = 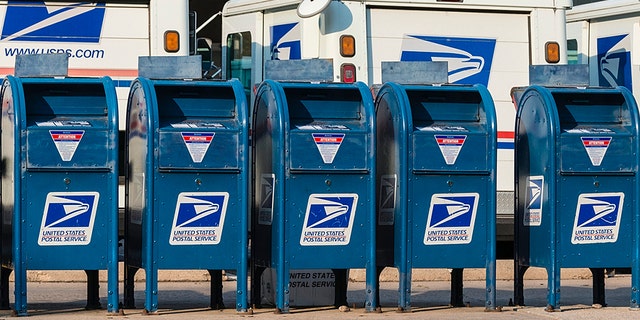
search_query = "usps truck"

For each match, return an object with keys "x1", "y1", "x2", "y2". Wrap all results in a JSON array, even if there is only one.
[
  {"x1": 0, "y1": 0, "x2": 194, "y2": 129},
  {"x1": 221, "y1": 0, "x2": 572, "y2": 247},
  {"x1": 566, "y1": 0, "x2": 640, "y2": 97},
  {"x1": 0, "y1": 0, "x2": 201, "y2": 223}
]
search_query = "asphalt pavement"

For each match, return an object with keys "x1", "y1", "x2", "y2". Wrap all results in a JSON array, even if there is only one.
[{"x1": 1, "y1": 274, "x2": 639, "y2": 319}]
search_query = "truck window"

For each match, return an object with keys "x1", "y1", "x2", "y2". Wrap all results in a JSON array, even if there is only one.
[
  {"x1": 226, "y1": 31, "x2": 252, "y2": 99},
  {"x1": 567, "y1": 39, "x2": 579, "y2": 64}
]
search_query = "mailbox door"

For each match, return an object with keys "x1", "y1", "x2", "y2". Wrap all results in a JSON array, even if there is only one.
[
  {"x1": 410, "y1": 174, "x2": 490, "y2": 268},
  {"x1": 558, "y1": 175, "x2": 633, "y2": 268},
  {"x1": 284, "y1": 174, "x2": 371, "y2": 269},
  {"x1": 24, "y1": 172, "x2": 113, "y2": 269},
  {"x1": 154, "y1": 172, "x2": 244, "y2": 269}
]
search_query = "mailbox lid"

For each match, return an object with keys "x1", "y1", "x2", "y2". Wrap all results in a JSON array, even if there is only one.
[
  {"x1": 285, "y1": 84, "x2": 372, "y2": 171},
  {"x1": 23, "y1": 80, "x2": 115, "y2": 169},
  {"x1": 554, "y1": 89, "x2": 638, "y2": 173},
  {"x1": 26, "y1": 124, "x2": 111, "y2": 168},
  {"x1": 155, "y1": 81, "x2": 244, "y2": 170},
  {"x1": 158, "y1": 124, "x2": 240, "y2": 169},
  {"x1": 408, "y1": 86, "x2": 493, "y2": 172}
]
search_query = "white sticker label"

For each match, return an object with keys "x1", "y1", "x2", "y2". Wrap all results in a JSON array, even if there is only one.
[
  {"x1": 581, "y1": 136, "x2": 611, "y2": 166},
  {"x1": 300, "y1": 194, "x2": 358, "y2": 246},
  {"x1": 297, "y1": 124, "x2": 348, "y2": 130},
  {"x1": 571, "y1": 193, "x2": 623, "y2": 245},
  {"x1": 524, "y1": 176, "x2": 543, "y2": 226},
  {"x1": 424, "y1": 193, "x2": 478, "y2": 245},
  {"x1": 171, "y1": 122, "x2": 224, "y2": 129},
  {"x1": 312, "y1": 133, "x2": 344, "y2": 164},
  {"x1": 169, "y1": 192, "x2": 228, "y2": 245},
  {"x1": 50, "y1": 130, "x2": 84, "y2": 161},
  {"x1": 38, "y1": 121, "x2": 91, "y2": 127},
  {"x1": 378, "y1": 175, "x2": 396, "y2": 226},
  {"x1": 38, "y1": 192, "x2": 99, "y2": 246},
  {"x1": 418, "y1": 126, "x2": 468, "y2": 132},
  {"x1": 435, "y1": 135, "x2": 466, "y2": 165},
  {"x1": 565, "y1": 128, "x2": 613, "y2": 134},
  {"x1": 181, "y1": 132, "x2": 214, "y2": 163}
]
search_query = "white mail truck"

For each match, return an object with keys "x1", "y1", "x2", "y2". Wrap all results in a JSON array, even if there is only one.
[
  {"x1": 0, "y1": 0, "x2": 196, "y2": 128},
  {"x1": 0, "y1": 0, "x2": 210, "y2": 236}
]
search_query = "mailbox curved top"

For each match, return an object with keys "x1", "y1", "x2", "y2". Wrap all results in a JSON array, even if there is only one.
[
  {"x1": 515, "y1": 85, "x2": 639, "y2": 174},
  {"x1": 375, "y1": 82, "x2": 497, "y2": 173},
  {"x1": 516, "y1": 85, "x2": 639, "y2": 131},
  {"x1": 2, "y1": 75, "x2": 118, "y2": 132},
  {"x1": 376, "y1": 82, "x2": 497, "y2": 136},
  {"x1": 253, "y1": 80, "x2": 376, "y2": 172},
  {"x1": 126, "y1": 77, "x2": 249, "y2": 169},
  {"x1": 128, "y1": 77, "x2": 249, "y2": 133}
]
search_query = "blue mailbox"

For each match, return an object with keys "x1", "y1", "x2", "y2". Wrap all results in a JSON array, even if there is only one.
[
  {"x1": 251, "y1": 59, "x2": 377, "y2": 313},
  {"x1": 123, "y1": 57, "x2": 249, "y2": 314},
  {"x1": 0, "y1": 54, "x2": 119, "y2": 315},
  {"x1": 514, "y1": 66, "x2": 640, "y2": 310},
  {"x1": 375, "y1": 62, "x2": 497, "y2": 311}
]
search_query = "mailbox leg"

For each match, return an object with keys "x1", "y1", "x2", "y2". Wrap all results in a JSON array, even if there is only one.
[
  {"x1": 14, "y1": 264, "x2": 27, "y2": 316},
  {"x1": 514, "y1": 263, "x2": 528, "y2": 306},
  {"x1": 208, "y1": 269, "x2": 225, "y2": 310},
  {"x1": 144, "y1": 266, "x2": 159, "y2": 314},
  {"x1": 365, "y1": 266, "x2": 379, "y2": 312},
  {"x1": 590, "y1": 268, "x2": 606, "y2": 307},
  {"x1": 236, "y1": 259, "x2": 249, "y2": 312},
  {"x1": 0, "y1": 267, "x2": 11, "y2": 310},
  {"x1": 485, "y1": 257, "x2": 497, "y2": 311},
  {"x1": 85, "y1": 270, "x2": 101, "y2": 309},
  {"x1": 397, "y1": 267, "x2": 411, "y2": 312},
  {"x1": 123, "y1": 265, "x2": 138, "y2": 309},
  {"x1": 275, "y1": 265, "x2": 291, "y2": 313},
  {"x1": 107, "y1": 253, "x2": 120, "y2": 314},
  {"x1": 450, "y1": 268, "x2": 464, "y2": 307},
  {"x1": 333, "y1": 268, "x2": 349, "y2": 308},
  {"x1": 634, "y1": 217, "x2": 640, "y2": 309},
  {"x1": 633, "y1": 263, "x2": 640, "y2": 309},
  {"x1": 546, "y1": 265, "x2": 561, "y2": 311}
]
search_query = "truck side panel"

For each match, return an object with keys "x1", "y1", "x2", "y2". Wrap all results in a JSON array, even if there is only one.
[
  {"x1": 0, "y1": 1, "x2": 190, "y2": 130},
  {"x1": 366, "y1": 8, "x2": 532, "y2": 240},
  {"x1": 574, "y1": 17, "x2": 640, "y2": 98}
]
